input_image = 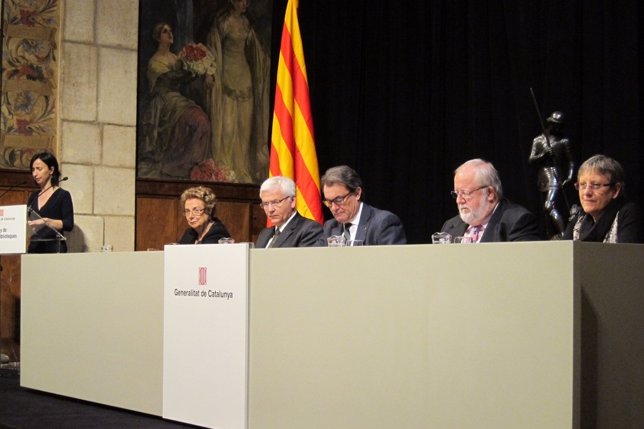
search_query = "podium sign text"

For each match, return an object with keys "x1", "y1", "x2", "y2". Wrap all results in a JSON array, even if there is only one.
[
  {"x1": 163, "y1": 243, "x2": 249, "y2": 429},
  {"x1": 0, "y1": 204, "x2": 27, "y2": 254}
]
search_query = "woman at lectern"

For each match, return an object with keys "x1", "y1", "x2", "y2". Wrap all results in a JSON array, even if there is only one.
[
  {"x1": 27, "y1": 151, "x2": 74, "y2": 253},
  {"x1": 563, "y1": 154, "x2": 642, "y2": 243},
  {"x1": 178, "y1": 186, "x2": 231, "y2": 244}
]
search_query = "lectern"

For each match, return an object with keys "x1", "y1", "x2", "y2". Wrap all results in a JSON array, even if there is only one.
[{"x1": 0, "y1": 205, "x2": 28, "y2": 255}]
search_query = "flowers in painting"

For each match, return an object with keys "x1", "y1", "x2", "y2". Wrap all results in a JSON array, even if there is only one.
[
  {"x1": 181, "y1": 43, "x2": 215, "y2": 77},
  {"x1": 190, "y1": 159, "x2": 238, "y2": 183}
]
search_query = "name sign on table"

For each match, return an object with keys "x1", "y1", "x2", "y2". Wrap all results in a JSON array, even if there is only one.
[
  {"x1": 0, "y1": 204, "x2": 27, "y2": 254},
  {"x1": 163, "y1": 243, "x2": 250, "y2": 429}
]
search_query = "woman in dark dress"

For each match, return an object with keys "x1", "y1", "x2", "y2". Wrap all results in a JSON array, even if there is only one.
[
  {"x1": 178, "y1": 186, "x2": 231, "y2": 244},
  {"x1": 27, "y1": 152, "x2": 74, "y2": 253}
]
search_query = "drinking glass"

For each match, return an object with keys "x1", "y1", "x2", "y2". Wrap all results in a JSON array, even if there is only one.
[
  {"x1": 454, "y1": 236, "x2": 473, "y2": 244},
  {"x1": 327, "y1": 235, "x2": 346, "y2": 247},
  {"x1": 431, "y1": 232, "x2": 452, "y2": 244}
]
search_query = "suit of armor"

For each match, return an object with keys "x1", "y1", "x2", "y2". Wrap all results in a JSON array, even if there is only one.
[{"x1": 529, "y1": 112, "x2": 574, "y2": 235}]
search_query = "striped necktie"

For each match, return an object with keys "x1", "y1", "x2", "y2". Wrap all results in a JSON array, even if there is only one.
[{"x1": 470, "y1": 225, "x2": 483, "y2": 243}]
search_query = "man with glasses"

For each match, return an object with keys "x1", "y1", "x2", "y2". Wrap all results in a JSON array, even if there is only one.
[
  {"x1": 321, "y1": 165, "x2": 406, "y2": 245},
  {"x1": 440, "y1": 159, "x2": 540, "y2": 242},
  {"x1": 256, "y1": 176, "x2": 326, "y2": 248}
]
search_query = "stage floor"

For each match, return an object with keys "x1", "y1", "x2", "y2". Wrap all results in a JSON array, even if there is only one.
[{"x1": 0, "y1": 369, "x2": 197, "y2": 429}]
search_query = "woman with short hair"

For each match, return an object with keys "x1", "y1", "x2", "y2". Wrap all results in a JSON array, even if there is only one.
[
  {"x1": 178, "y1": 186, "x2": 231, "y2": 244},
  {"x1": 564, "y1": 154, "x2": 642, "y2": 243}
]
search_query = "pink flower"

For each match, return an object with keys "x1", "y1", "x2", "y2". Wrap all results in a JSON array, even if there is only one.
[
  {"x1": 190, "y1": 159, "x2": 238, "y2": 182},
  {"x1": 182, "y1": 44, "x2": 215, "y2": 77},
  {"x1": 184, "y1": 44, "x2": 206, "y2": 61}
]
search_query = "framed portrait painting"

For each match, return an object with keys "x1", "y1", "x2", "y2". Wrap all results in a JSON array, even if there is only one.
[{"x1": 137, "y1": 0, "x2": 273, "y2": 184}]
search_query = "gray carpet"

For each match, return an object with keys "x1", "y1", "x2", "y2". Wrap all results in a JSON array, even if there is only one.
[{"x1": 0, "y1": 369, "x2": 199, "y2": 429}]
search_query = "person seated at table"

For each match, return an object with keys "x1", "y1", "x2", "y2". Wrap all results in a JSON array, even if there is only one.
[
  {"x1": 441, "y1": 158, "x2": 540, "y2": 242},
  {"x1": 563, "y1": 154, "x2": 642, "y2": 243},
  {"x1": 321, "y1": 165, "x2": 406, "y2": 245},
  {"x1": 178, "y1": 186, "x2": 231, "y2": 244},
  {"x1": 256, "y1": 176, "x2": 326, "y2": 248},
  {"x1": 27, "y1": 151, "x2": 74, "y2": 253}
]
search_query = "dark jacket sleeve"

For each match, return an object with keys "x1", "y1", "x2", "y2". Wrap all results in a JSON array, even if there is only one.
[
  {"x1": 375, "y1": 211, "x2": 407, "y2": 245},
  {"x1": 505, "y1": 210, "x2": 541, "y2": 241},
  {"x1": 200, "y1": 221, "x2": 231, "y2": 244},
  {"x1": 617, "y1": 203, "x2": 643, "y2": 243},
  {"x1": 296, "y1": 220, "x2": 326, "y2": 247},
  {"x1": 178, "y1": 228, "x2": 197, "y2": 244},
  {"x1": 60, "y1": 190, "x2": 74, "y2": 232}
]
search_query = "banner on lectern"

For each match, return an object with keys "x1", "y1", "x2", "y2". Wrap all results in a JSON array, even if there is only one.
[
  {"x1": 163, "y1": 243, "x2": 249, "y2": 429},
  {"x1": 0, "y1": 204, "x2": 27, "y2": 254}
]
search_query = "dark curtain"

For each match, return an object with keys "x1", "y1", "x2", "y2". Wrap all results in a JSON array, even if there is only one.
[{"x1": 271, "y1": 0, "x2": 643, "y2": 243}]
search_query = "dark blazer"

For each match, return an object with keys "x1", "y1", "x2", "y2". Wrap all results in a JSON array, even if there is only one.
[
  {"x1": 323, "y1": 203, "x2": 407, "y2": 245},
  {"x1": 441, "y1": 199, "x2": 540, "y2": 242},
  {"x1": 256, "y1": 212, "x2": 326, "y2": 248},
  {"x1": 563, "y1": 199, "x2": 643, "y2": 243},
  {"x1": 178, "y1": 218, "x2": 231, "y2": 244}
]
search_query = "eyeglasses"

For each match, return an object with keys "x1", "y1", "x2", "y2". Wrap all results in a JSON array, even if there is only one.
[
  {"x1": 322, "y1": 192, "x2": 353, "y2": 208},
  {"x1": 450, "y1": 185, "x2": 488, "y2": 200},
  {"x1": 184, "y1": 207, "x2": 206, "y2": 216},
  {"x1": 259, "y1": 196, "x2": 292, "y2": 209},
  {"x1": 574, "y1": 182, "x2": 613, "y2": 191}
]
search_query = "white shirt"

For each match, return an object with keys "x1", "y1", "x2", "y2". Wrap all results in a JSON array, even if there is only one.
[
  {"x1": 266, "y1": 211, "x2": 297, "y2": 247},
  {"x1": 344, "y1": 202, "x2": 364, "y2": 241}
]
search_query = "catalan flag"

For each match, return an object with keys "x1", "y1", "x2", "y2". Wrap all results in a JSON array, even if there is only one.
[{"x1": 270, "y1": 0, "x2": 323, "y2": 223}]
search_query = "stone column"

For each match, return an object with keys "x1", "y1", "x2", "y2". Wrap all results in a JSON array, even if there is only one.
[{"x1": 60, "y1": 0, "x2": 139, "y2": 251}]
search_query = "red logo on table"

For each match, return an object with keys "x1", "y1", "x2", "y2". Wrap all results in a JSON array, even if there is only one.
[
  {"x1": 198, "y1": 266, "x2": 207, "y2": 286},
  {"x1": 0, "y1": 209, "x2": 4, "y2": 216}
]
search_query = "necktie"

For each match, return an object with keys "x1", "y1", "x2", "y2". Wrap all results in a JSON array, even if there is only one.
[
  {"x1": 267, "y1": 227, "x2": 281, "y2": 248},
  {"x1": 343, "y1": 223, "x2": 352, "y2": 243},
  {"x1": 470, "y1": 225, "x2": 483, "y2": 243}
]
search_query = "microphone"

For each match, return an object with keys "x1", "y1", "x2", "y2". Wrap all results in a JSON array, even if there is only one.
[
  {"x1": 0, "y1": 181, "x2": 28, "y2": 200},
  {"x1": 60, "y1": 176, "x2": 69, "y2": 182}
]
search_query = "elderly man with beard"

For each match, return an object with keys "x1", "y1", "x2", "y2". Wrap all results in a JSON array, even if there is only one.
[{"x1": 440, "y1": 159, "x2": 541, "y2": 242}]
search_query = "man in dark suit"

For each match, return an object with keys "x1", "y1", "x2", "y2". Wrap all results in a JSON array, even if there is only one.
[
  {"x1": 441, "y1": 159, "x2": 541, "y2": 242},
  {"x1": 256, "y1": 176, "x2": 326, "y2": 248},
  {"x1": 321, "y1": 165, "x2": 406, "y2": 245}
]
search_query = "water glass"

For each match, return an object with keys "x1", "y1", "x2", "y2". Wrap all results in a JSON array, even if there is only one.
[
  {"x1": 327, "y1": 235, "x2": 346, "y2": 247},
  {"x1": 454, "y1": 236, "x2": 473, "y2": 244},
  {"x1": 218, "y1": 237, "x2": 235, "y2": 244},
  {"x1": 431, "y1": 232, "x2": 452, "y2": 244}
]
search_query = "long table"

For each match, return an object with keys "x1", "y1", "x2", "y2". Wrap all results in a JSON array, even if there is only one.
[{"x1": 20, "y1": 242, "x2": 644, "y2": 428}]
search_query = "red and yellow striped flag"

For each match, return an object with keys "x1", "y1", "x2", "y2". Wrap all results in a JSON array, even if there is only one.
[{"x1": 270, "y1": 0, "x2": 323, "y2": 223}]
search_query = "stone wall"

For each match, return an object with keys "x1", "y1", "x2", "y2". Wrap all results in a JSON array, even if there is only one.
[{"x1": 60, "y1": 0, "x2": 139, "y2": 251}]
